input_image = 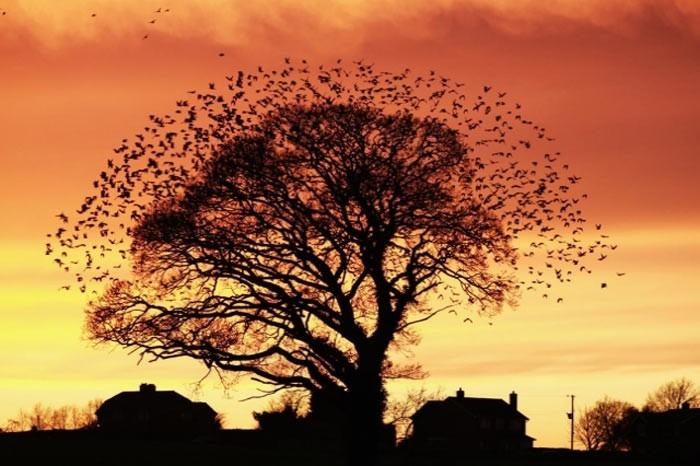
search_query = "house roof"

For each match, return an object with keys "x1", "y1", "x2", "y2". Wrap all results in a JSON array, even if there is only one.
[
  {"x1": 192, "y1": 401, "x2": 218, "y2": 416},
  {"x1": 413, "y1": 396, "x2": 529, "y2": 421},
  {"x1": 96, "y1": 388, "x2": 216, "y2": 416}
]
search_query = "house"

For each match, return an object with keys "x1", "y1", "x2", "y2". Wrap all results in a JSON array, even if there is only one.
[
  {"x1": 409, "y1": 388, "x2": 534, "y2": 452},
  {"x1": 96, "y1": 383, "x2": 219, "y2": 434},
  {"x1": 629, "y1": 402, "x2": 700, "y2": 459}
]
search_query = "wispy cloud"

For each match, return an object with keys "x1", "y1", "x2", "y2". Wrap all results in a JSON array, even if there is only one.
[
  {"x1": 427, "y1": 339, "x2": 700, "y2": 376},
  {"x1": 2, "y1": 0, "x2": 700, "y2": 48}
]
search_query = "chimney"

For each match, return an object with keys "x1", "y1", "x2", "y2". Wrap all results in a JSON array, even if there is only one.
[
  {"x1": 140, "y1": 383, "x2": 156, "y2": 393},
  {"x1": 456, "y1": 387, "x2": 465, "y2": 399},
  {"x1": 682, "y1": 401, "x2": 690, "y2": 410},
  {"x1": 509, "y1": 391, "x2": 518, "y2": 410}
]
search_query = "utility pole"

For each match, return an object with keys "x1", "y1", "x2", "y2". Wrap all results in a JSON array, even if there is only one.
[{"x1": 566, "y1": 394, "x2": 575, "y2": 450}]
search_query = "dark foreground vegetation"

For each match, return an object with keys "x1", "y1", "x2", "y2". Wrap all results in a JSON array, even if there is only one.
[{"x1": 0, "y1": 430, "x2": 694, "y2": 466}]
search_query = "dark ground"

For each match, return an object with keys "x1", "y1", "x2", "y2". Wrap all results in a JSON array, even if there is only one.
[{"x1": 0, "y1": 430, "x2": 692, "y2": 466}]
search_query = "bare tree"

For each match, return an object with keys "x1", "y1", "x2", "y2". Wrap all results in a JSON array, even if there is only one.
[
  {"x1": 4, "y1": 399, "x2": 101, "y2": 432},
  {"x1": 575, "y1": 397, "x2": 636, "y2": 451},
  {"x1": 643, "y1": 377, "x2": 699, "y2": 412},
  {"x1": 384, "y1": 386, "x2": 443, "y2": 442},
  {"x1": 52, "y1": 60, "x2": 609, "y2": 464},
  {"x1": 252, "y1": 388, "x2": 309, "y2": 431},
  {"x1": 265, "y1": 389, "x2": 310, "y2": 417}
]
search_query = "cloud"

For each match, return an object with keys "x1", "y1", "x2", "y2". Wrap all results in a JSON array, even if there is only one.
[
  {"x1": 2, "y1": 0, "x2": 700, "y2": 49},
  {"x1": 428, "y1": 339, "x2": 700, "y2": 376}
]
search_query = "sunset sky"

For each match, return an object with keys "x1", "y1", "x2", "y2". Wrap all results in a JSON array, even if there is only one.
[{"x1": 1, "y1": 0, "x2": 699, "y2": 447}]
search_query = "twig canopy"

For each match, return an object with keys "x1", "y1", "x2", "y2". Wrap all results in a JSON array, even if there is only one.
[{"x1": 51, "y1": 60, "x2": 608, "y2": 394}]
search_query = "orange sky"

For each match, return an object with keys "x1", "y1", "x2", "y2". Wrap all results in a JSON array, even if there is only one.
[{"x1": 1, "y1": 0, "x2": 699, "y2": 447}]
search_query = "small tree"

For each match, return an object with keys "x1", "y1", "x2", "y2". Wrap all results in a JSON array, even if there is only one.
[
  {"x1": 643, "y1": 377, "x2": 699, "y2": 412},
  {"x1": 575, "y1": 397, "x2": 637, "y2": 451},
  {"x1": 52, "y1": 60, "x2": 609, "y2": 464},
  {"x1": 253, "y1": 390, "x2": 307, "y2": 431},
  {"x1": 384, "y1": 386, "x2": 442, "y2": 442},
  {"x1": 4, "y1": 399, "x2": 101, "y2": 432}
]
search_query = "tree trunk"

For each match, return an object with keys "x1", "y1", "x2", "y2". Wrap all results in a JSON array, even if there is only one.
[{"x1": 345, "y1": 359, "x2": 387, "y2": 466}]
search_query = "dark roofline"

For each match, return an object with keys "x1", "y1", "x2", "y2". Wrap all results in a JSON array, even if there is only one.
[
  {"x1": 96, "y1": 388, "x2": 217, "y2": 415},
  {"x1": 412, "y1": 396, "x2": 529, "y2": 421},
  {"x1": 447, "y1": 396, "x2": 529, "y2": 420}
]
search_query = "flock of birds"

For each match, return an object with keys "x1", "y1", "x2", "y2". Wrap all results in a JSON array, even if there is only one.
[
  {"x1": 0, "y1": 0, "x2": 617, "y2": 305},
  {"x1": 45, "y1": 57, "x2": 621, "y2": 307}
]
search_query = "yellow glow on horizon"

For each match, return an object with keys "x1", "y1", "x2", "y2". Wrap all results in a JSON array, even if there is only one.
[{"x1": 2, "y1": 224, "x2": 699, "y2": 444}]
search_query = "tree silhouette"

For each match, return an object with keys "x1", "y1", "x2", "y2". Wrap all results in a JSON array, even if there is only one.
[
  {"x1": 51, "y1": 60, "x2": 609, "y2": 464},
  {"x1": 4, "y1": 399, "x2": 101, "y2": 432},
  {"x1": 253, "y1": 389, "x2": 308, "y2": 431},
  {"x1": 643, "y1": 377, "x2": 699, "y2": 412},
  {"x1": 575, "y1": 397, "x2": 637, "y2": 451},
  {"x1": 384, "y1": 386, "x2": 443, "y2": 442}
]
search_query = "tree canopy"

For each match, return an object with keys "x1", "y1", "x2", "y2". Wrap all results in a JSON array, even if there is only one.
[
  {"x1": 643, "y1": 377, "x2": 699, "y2": 411},
  {"x1": 51, "y1": 60, "x2": 609, "y2": 462},
  {"x1": 575, "y1": 397, "x2": 637, "y2": 451}
]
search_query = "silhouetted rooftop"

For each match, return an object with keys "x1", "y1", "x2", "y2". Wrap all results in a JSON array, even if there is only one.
[
  {"x1": 95, "y1": 383, "x2": 218, "y2": 430},
  {"x1": 415, "y1": 396, "x2": 529, "y2": 421}
]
